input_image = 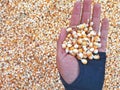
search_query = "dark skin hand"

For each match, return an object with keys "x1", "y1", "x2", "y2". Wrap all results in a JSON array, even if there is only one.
[{"x1": 57, "y1": 0, "x2": 109, "y2": 84}]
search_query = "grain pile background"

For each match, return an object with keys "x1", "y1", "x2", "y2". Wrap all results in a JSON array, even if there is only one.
[{"x1": 0, "y1": 0, "x2": 119, "y2": 90}]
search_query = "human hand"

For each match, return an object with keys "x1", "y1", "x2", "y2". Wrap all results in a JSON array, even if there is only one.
[{"x1": 57, "y1": 0, "x2": 109, "y2": 87}]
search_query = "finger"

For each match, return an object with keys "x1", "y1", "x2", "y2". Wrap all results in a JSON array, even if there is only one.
[
  {"x1": 57, "y1": 28, "x2": 67, "y2": 57},
  {"x1": 70, "y1": 1, "x2": 82, "y2": 26},
  {"x1": 81, "y1": 0, "x2": 92, "y2": 23},
  {"x1": 92, "y1": 3, "x2": 101, "y2": 33},
  {"x1": 99, "y1": 18, "x2": 109, "y2": 52}
]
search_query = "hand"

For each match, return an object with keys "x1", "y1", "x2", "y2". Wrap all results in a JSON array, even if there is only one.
[{"x1": 56, "y1": 0, "x2": 109, "y2": 84}]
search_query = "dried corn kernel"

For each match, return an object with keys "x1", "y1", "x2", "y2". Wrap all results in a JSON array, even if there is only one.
[
  {"x1": 66, "y1": 28, "x2": 72, "y2": 33},
  {"x1": 78, "y1": 48, "x2": 83, "y2": 53},
  {"x1": 67, "y1": 43, "x2": 72, "y2": 47},
  {"x1": 81, "y1": 59, "x2": 88, "y2": 64},
  {"x1": 88, "y1": 55, "x2": 94, "y2": 60},
  {"x1": 74, "y1": 44, "x2": 79, "y2": 49},
  {"x1": 94, "y1": 49, "x2": 98, "y2": 54},
  {"x1": 86, "y1": 50, "x2": 92, "y2": 56},
  {"x1": 94, "y1": 55, "x2": 100, "y2": 59},
  {"x1": 62, "y1": 44, "x2": 66, "y2": 49},
  {"x1": 77, "y1": 38, "x2": 82, "y2": 44},
  {"x1": 77, "y1": 53, "x2": 83, "y2": 59},
  {"x1": 73, "y1": 49, "x2": 79, "y2": 54}
]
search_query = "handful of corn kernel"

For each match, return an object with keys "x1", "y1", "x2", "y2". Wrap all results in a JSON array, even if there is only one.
[{"x1": 62, "y1": 22, "x2": 101, "y2": 64}]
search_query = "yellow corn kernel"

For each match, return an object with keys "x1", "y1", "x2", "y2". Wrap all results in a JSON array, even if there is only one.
[
  {"x1": 70, "y1": 51, "x2": 76, "y2": 56},
  {"x1": 67, "y1": 33, "x2": 72, "y2": 38},
  {"x1": 69, "y1": 47, "x2": 74, "y2": 50},
  {"x1": 82, "y1": 34, "x2": 87, "y2": 38},
  {"x1": 89, "y1": 42, "x2": 93, "y2": 47},
  {"x1": 82, "y1": 41, "x2": 87, "y2": 46},
  {"x1": 86, "y1": 50, "x2": 92, "y2": 56},
  {"x1": 89, "y1": 47, "x2": 94, "y2": 52},
  {"x1": 62, "y1": 44, "x2": 66, "y2": 49},
  {"x1": 77, "y1": 24, "x2": 85, "y2": 29},
  {"x1": 84, "y1": 27, "x2": 88, "y2": 32},
  {"x1": 72, "y1": 39, "x2": 77, "y2": 44},
  {"x1": 94, "y1": 49, "x2": 98, "y2": 54},
  {"x1": 94, "y1": 36, "x2": 100, "y2": 42},
  {"x1": 94, "y1": 42, "x2": 101, "y2": 47},
  {"x1": 81, "y1": 59, "x2": 88, "y2": 64},
  {"x1": 65, "y1": 47, "x2": 69, "y2": 53},
  {"x1": 89, "y1": 27, "x2": 93, "y2": 30},
  {"x1": 88, "y1": 55, "x2": 94, "y2": 60},
  {"x1": 73, "y1": 49, "x2": 79, "y2": 54},
  {"x1": 77, "y1": 38, "x2": 82, "y2": 44},
  {"x1": 83, "y1": 52, "x2": 87, "y2": 58},
  {"x1": 74, "y1": 44, "x2": 79, "y2": 49},
  {"x1": 89, "y1": 30, "x2": 96, "y2": 36},
  {"x1": 94, "y1": 55, "x2": 100, "y2": 59},
  {"x1": 66, "y1": 27, "x2": 72, "y2": 32},
  {"x1": 67, "y1": 43, "x2": 72, "y2": 47},
  {"x1": 77, "y1": 53, "x2": 83, "y2": 59},
  {"x1": 78, "y1": 48, "x2": 83, "y2": 53},
  {"x1": 93, "y1": 46, "x2": 98, "y2": 49},
  {"x1": 77, "y1": 55, "x2": 81, "y2": 60},
  {"x1": 77, "y1": 33, "x2": 82, "y2": 37}
]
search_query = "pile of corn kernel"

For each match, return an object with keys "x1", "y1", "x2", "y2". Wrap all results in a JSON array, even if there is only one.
[
  {"x1": 62, "y1": 22, "x2": 101, "y2": 64},
  {"x1": 0, "y1": 0, "x2": 120, "y2": 90}
]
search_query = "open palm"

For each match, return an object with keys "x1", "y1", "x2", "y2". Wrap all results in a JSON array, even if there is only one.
[{"x1": 57, "y1": 0, "x2": 109, "y2": 85}]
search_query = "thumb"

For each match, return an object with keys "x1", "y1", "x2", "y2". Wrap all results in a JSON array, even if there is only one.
[{"x1": 57, "y1": 28, "x2": 67, "y2": 57}]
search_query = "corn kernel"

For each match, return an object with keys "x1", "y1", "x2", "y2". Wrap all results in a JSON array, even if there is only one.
[
  {"x1": 89, "y1": 27, "x2": 93, "y2": 30},
  {"x1": 77, "y1": 55, "x2": 82, "y2": 60},
  {"x1": 86, "y1": 50, "x2": 92, "y2": 56},
  {"x1": 77, "y1": 53, "x2": 83, "y2": 59},
  {"x1": 78, "y1": 48, "x2": 83, "y2": 53},
  {"x1": 88, "y1": 55, "x2": 94, "y2": 60},
  {"x1": 65, "y1": 48, "x2": 69, "y2": 53},
  {"x1": 77, "y1": 33, "x2": 82, "y2": 37},
  {"x1": 93, "y1": 55, "x2": 100, "y2": 59},
  {"x1": 74, "y1": 44, "x2": 79, "y2": 49},
  {"x1": 94, "y1": 36, "x2": 101, "y2": 42},
  {"x1": 90, "y1": 30, "x2": 96, "y2": 36},
  {"x1": 66, "y1": 27, "x2": 72, "y2": 32},
  {"x1": 67, "y1": 43, "x2": 72, "y2": 47},
  {"x1": 90, "y1": 48, "x2": 94, "y2": 52},
  {"x1": 69, "y1": 47, "x2": 74, "y2": 50},
  {"x1": 89, "y1": 42, "x2": 93, "y2": 47},
  {"x1": 94, "y1": 42, "x2": 101, "y2": 47},
  {"x1": 67, "y1": 33, "x2": 72, "y2": 38},
  {"x1": 72, "y1": 39, "x2": 77, "y2": 44},
  {"x1": 84, "y1": 28, "x2": 88, "y2": 32},
  {"x1": 82, "y1": 41, "x2": 87, "y2": 46},
  {"x1": 83, "y1": 46, "x2": 87, "y2": 51},
  {"x1": 94, "y1": 49, "x2": 98, "y2": 54},
  {"x1": 69, "y1": 51, "x2": 76, "y2": 56},
  {"x1": 81, "y1": 31, "x2": 85, "y2": 35},
  {"x1": 73, "y1": 49, "x2": 78, "y2": 54},
  {"x1": 62, "y1": 44, "x2": 66, "y2": 49},
  {"x1": 77, "y1": 38, "x2": 82, "y2": 44},
  {"x1": 81, "y1": 59, "x2": 88, "y2": 64}
]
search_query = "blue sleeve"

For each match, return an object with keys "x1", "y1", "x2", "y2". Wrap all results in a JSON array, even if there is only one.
[{"x1": 60, "y1": 52, "x2": 106, "y2": 90}]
